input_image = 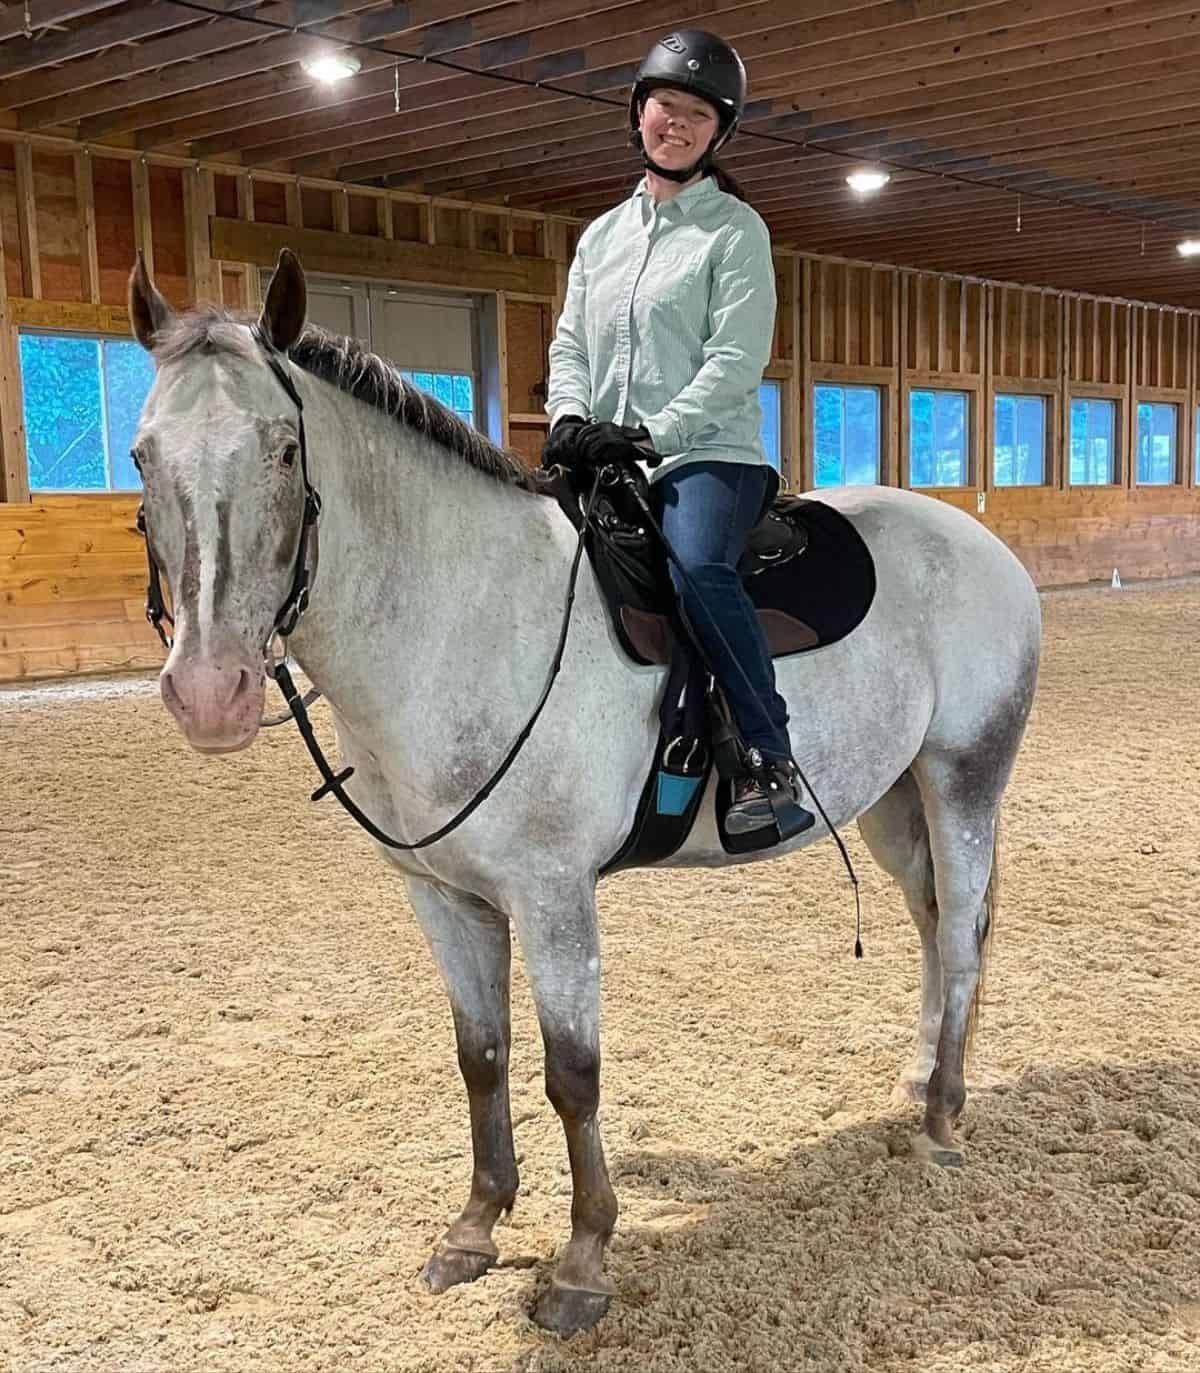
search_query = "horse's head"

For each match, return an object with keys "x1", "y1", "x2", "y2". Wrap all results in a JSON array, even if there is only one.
[{"x1": 129, "y1": 249, "x2": 310, "y2": 753}]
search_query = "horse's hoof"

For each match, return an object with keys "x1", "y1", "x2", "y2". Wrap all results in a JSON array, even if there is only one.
[
  {"x1": 420, "y1": 1244, "x2": 496, "y2": 1294},
  {"x1": 911, "y1": 1131, "x2": 965, "y2": 1168},
  {"x1": 891, "y1": 1076, "x2": 928, "y2": 1108},
  {"x1": 533, "y1": 1279, "x2": 613, "y2": 1335}
]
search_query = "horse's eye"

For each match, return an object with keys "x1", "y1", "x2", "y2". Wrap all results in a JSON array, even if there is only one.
[{"x1": 280, "y1": 443, "x2": 299, "y2": 469}]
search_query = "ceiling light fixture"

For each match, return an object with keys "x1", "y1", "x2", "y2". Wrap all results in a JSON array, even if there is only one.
[
  {"x1": 1176, "y1": 239, "x2": 1200, "y2": 257},
  {"x1": 846, "y1": 169, "x2": 890, "y2": 195},
  {"x1": 302, "y1": 52, "x2": 361, "y2": 83}
]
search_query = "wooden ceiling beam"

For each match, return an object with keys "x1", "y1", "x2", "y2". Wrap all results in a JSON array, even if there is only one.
[
  {"x1": 215, "y1": 0, "x2": 1060, "y2": 167},
  {"x1": 77, "y1": 0, "x2": 796, "y2": 141},
  {"x1": 308, "y1": 46, "x2": 1200, "y2": 182},
  {"x1": 11, "y1": 0, "x2": 522, "y2": 130},
  {"x1": 788, "y1": 39, "x2": 1200, "y2": 138},
  {"x1": 0, "y1": 0, "x2": 261, "y2": 84},
  {"x1": 0, "y1": 0, "x2": 124, "y2": 43},
  {"x1": 348, "y1": 0, "x2": 1200, "y2": 187},
  {"x1": 8, "y1": 0, "x2": 385, "y2": 126}
]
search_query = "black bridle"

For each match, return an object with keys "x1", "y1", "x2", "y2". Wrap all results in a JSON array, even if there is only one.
[
  {"x1": 136, "y1": 330, "x2": 598, "y2": 854},
  {"x1": 137, "y1": 329, "x2": 321, "y2": 656}
]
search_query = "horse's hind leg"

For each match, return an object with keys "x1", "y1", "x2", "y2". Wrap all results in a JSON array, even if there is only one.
[
  {"x1": 856, "y1": 770, "x2": 942, "y2": 1107},
  {"x1": 406, "y1": 878, "x2": 519, "y2": 1294},
  {"x1": 908, "y1": 750, "x2": 1002, "y2": 1168}
]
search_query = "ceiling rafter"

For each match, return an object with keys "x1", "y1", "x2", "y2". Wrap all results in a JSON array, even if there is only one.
[{"x1": 1, "y1": 0, "x2": 1198, "y2": 302}]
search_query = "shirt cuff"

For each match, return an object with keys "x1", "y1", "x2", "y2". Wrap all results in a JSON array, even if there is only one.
[
  {"x1": 640, "y1": 411, "x2": 683, "y2": 458},
  {"x1": 547, "y1": 401, "x2": 590, "y2": 428}
]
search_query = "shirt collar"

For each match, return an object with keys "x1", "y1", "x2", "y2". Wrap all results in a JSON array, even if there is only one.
[{"x1": 634, "y1": 173, "x2": 720, "y2": 214}]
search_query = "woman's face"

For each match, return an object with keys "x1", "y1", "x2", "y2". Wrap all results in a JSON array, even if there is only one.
[{"x1": 638, "y1": 87, "x2": 720, "y2": 173}]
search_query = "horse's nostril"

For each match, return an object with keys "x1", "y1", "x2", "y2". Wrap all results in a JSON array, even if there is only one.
[
  {"x1": 233, "y1": 667, "x2": 253, "y2": 700},
  {"x1": 161, "y1": 671, "x2": 185, "y2": 714}
]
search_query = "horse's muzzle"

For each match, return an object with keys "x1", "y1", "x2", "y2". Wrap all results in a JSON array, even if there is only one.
[{"x1": 161, "y1": 652, "x2": 265, "y2": 753}]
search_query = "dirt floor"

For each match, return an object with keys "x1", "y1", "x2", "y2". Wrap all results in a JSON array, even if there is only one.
[{"x1": 3, "y1": 583, "x2": 1200, "y2": 1373}]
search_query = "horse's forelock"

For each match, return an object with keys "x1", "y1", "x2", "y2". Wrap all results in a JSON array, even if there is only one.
[{"x1": 152, "y1": 308, "x2": 259, "y2": 369}]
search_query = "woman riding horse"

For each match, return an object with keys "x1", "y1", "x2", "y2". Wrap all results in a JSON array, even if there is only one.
[{"x1": 544, "y1": 30, "x2": 812, "y2": 840}]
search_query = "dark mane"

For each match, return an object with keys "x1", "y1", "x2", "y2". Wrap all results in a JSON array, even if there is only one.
[{"x1": 153, "y1": 308, "x2": 543, "y2": 494}]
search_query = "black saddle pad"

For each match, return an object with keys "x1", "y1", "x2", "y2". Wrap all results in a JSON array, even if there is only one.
[{"x1": 591, "y1": 491, "x2": 877, "y2": 667}]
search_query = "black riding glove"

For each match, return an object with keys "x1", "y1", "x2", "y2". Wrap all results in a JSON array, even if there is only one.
[
  {"x1": 573, "y1": 420, "x2": 656, "y2": 472},
  {"x1": 541, "y1": 414, "x2": 587, "y2": 470}
]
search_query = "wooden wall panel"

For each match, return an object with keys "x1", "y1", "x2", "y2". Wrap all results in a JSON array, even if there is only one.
[
  {"x1": 33, "y1": 152, "x2": 81, "y2": 303},
  {"x1": 0, "y1": 154, "x2": 21, "y2": 302},
  {"x1": 147, "y1": 165, "x2": 187, "y2": 309},
  {"x1": 505, "y1": 297, "x2": 552, "y2": 420},
  {"x1": 252, "y1": 177, "x2": 287, "y2": 227},
  {"x1": 0, "y1": 495, "x2": 159, "y2": 681},
  {"x1": 92, "y1": 157, "x2": 136, "y2": 306}
]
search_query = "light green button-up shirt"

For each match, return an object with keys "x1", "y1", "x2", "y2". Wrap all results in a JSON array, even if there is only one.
[{"x1": 546, "y1": 174, "x2": 776, "y2": 482}]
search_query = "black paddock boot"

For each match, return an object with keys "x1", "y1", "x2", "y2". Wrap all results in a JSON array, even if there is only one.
[{"x1": 725, "y1": 748, "x2": 816, "y2": 840}]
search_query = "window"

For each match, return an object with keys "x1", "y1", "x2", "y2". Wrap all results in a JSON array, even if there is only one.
[
  {"x1": 909, "y1": 389, "x2": 969, "y2": 487},
  {"x1": 400, "y1": 370, "x2": 476, "y2": 428},
  {"x1": 759, "y1": 380, "x2": 782, "y2": 470},
  {"x1": 1069, "y1": 399, "x2": 1117, "y2": 485},
  {"x1": 20, "y1": 332, "x2": 154, "y2": 492},
  {"x1": 1136, "y1": 402, "x2": 1178, "y2": 485},
  {"x1": 814, "y1": 384, "x2": 881, "y2": 487},
  {"x1": 994, "y1": 394, "x2": 1047, "y2": 486}
]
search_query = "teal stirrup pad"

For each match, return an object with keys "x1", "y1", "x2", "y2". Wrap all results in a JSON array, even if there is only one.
[{"x1": 656, "y1": 771, "x2": 702, "y2": 817}]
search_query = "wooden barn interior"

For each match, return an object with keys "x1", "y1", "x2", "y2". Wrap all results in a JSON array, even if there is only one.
[{"x1": 1, "y1": 0, "x2": 1199, "y2": 681}]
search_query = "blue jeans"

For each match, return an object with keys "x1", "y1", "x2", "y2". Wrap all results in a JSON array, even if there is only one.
[{"x1": 656, "y1": 460, "x2": 791, "y2": 760}]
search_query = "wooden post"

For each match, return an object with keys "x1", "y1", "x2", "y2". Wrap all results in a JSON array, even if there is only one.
[
  {"x1": 132, "y1": 157, "x2": 154, "y2": 278},
  {"x1": 982, "y1": 285, "x2": 993, "y2": 494},
  {"x1": 376, "y1": 194, "x2": 393, "y2": 240},
  {"x1": 183, "y1": 164, "x2": 215, "y2": 305},
  {"x1": 74, "y1": 148, "x2": 100, "y2": 305},
  {"x1": 332, "y1": 186, "x2": 350, "y2": 235},
  {"x1": 888, "y1": 268, "x2": 901, "y2": 488},
  {"x1": 796, "y1": 257, "x2": 811, "y2": 491},
  {"x1": 1126, "y1": 307, "x2": 1137, "y2": 489},
  {"x1": 0, "y1": 228, "x2": 28, "y2": 503},
  {"x1": 496, "y1": 290, "x2": 510, "y2": 447},
  {"x1": 898, "y1": 273, "x2": 910, "y2": 488},
  {"x1": 1059, "y1": 295, "x2": 1070, "y2": 492},
  {"x1": 236, "y1": 170, "x2": 254, "y2": 222},
  {"x1": 285, "y1": 180, "x2": 303, "y2": 229},
  {"x1": 14, "y1": 141, "x2": 40, "y2": 299},
  {"x1": 779, "y1": 258, "x2": 801, "y2": 494}
]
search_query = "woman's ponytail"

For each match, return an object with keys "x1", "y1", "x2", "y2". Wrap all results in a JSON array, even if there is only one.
[{"x1": 707, "y1": 161, "x2": 749, "y2": 203}]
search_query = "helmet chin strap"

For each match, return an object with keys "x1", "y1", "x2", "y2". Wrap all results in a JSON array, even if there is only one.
[{"x1": 636, "y1": 128, "x2": 721, "y2": 183}]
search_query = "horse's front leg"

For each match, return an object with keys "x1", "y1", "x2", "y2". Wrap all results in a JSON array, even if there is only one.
[
  {"x1": 513, "y1": 884, "x2": 618, "y2": 1335},
  {"x1": 406, "y1": 877, "x2": 519, "y2": 1293}
]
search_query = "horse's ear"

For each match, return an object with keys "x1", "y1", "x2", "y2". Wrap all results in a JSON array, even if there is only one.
[
  {"x1": 128, "y1": 253, "x2": 174, "y2": 352},
  {"x1": 258, "y1": 248, "x2": 307, "y2": 353}
]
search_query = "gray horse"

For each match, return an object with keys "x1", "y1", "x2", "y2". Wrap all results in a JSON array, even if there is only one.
[{"x1": 128, "y1": 251, "x2": 1040, "y2": 1334}]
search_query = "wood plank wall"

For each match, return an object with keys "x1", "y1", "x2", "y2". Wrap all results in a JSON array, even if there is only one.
[
  {"x1": 787, "y1": 255, "x2": 1200, "y2": 589},
  {"x1": 1, "y1": 131, "x2": 1198, "y2": 682}
]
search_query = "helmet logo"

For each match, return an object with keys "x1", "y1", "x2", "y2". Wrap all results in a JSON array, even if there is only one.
[{"x1": 660, "y1": 33, "x2": 686, "y2": 53}]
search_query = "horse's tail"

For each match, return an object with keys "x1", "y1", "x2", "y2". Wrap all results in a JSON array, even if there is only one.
[{"x1": 966, "y1": 821, "x2": 999, "y2": 1060}]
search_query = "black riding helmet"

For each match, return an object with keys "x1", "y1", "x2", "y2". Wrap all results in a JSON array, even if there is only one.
[{"x1": 629, "y1": 30, "x2": 747, "y2": 181}]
